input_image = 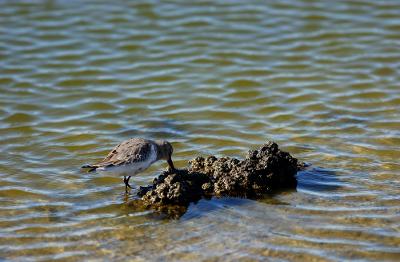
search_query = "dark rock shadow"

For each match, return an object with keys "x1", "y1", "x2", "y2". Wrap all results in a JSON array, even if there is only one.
[
  {"x1": 127, "y1": 186, "x2": 298, "y2": 220},
  {"x1": 138, "y1": 166, "x2": 341, "y2": 220},
  {"x1": 296, "y1": 166, "x2": 341, "y2": 192},
  {"x1": 126, "y1": 142, "x2": 341, "y2": 220}
]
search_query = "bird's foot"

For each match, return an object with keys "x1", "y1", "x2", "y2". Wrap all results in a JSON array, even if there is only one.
[{"x1": 123, "y1": 176, "x2": 132, "y2": 193}]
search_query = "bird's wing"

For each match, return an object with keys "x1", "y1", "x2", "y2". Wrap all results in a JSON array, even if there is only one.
[{"x1": 94, "y1": 138, "x2": 153, "y2": 168}]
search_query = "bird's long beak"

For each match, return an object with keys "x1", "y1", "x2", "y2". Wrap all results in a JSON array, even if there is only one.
[{"x1": 167, "y1": 156, "x2": 175, "y2": 171}]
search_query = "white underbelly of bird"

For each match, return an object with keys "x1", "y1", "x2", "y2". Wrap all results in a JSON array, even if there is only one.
[{"x1": 96, "y1": 150, "x2": 157, "y2": 176}]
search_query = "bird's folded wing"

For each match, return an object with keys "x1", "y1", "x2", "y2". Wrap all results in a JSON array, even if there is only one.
[{"x1": 94, "y1": 140, "x2": 152, "y2": 167}]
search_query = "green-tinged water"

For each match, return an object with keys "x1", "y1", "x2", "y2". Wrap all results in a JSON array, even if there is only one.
[{"x1": 1, "y1": 0, "x2": 399, "y2": 260}]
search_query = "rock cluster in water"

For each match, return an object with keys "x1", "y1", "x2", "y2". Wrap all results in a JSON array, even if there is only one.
[{"x1": 137, "y1": 141, "x2": 301, "y2": 208}]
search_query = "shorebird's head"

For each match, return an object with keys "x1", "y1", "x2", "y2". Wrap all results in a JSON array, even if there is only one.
[
  {"x1": 156, "y1": 140, "x2": 173, "y2": 159},
  {"x1": 156, "y1": 140, "x2": 175, "y2": 170}
]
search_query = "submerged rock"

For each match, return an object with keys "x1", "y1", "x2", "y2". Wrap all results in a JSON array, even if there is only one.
[{"x1": 136, "y1": 141, "x2": 301, "y2": 208}]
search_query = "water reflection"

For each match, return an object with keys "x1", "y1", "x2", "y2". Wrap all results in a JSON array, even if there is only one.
[
  {"x1": 297, "y1": 166, "x2": 342, "y2": 192},
  {"x1": 125, "y1": 164, "x2": 342, "y2": 220}
]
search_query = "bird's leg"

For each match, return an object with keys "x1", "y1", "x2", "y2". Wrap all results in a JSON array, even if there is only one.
[
  {"x1": 126, "y1": 176, "x2": 132, "y2": 188},
  {"x1": 123, "y1": 176, "x2": 132, "y2": 193}
]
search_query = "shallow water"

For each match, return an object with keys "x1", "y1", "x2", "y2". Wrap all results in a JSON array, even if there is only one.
[{"x1": 1, "y1": 0, "x2": 400, "y2": 260}]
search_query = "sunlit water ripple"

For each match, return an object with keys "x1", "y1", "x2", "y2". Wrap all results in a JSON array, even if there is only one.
[{"x1": 0, "y1": 0, "x2": 399, "y2": 260}]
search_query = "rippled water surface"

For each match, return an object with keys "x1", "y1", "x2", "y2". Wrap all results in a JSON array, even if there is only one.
[{"x1": 1, "y1": 0, "x2": 400, "y2": 260}]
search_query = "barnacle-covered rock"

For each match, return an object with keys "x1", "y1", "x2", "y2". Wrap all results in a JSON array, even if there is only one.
[{"x1": 135, "y1": 141, "x2": 301, "y2": 209}]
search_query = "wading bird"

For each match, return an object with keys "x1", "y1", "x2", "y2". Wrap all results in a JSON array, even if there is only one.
[{"x1": 82, "y1": 138, "x2": 175, "y2": 192}]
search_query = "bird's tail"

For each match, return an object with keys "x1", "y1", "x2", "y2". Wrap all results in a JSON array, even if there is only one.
[{"x1": 81, "y1": 164, "x2": 97, "y2": 172}]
